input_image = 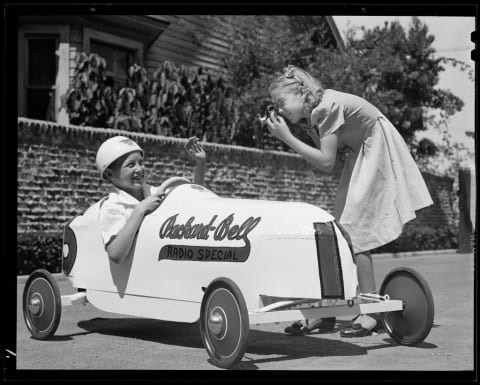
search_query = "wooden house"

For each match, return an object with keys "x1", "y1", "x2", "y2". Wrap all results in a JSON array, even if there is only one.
[{"x1": 17, "y1": 15, "x2": 344, "y2": 123}]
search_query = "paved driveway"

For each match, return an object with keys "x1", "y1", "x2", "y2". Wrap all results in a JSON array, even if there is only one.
[{"x1": 14, "y1": 252, "x2": 474, "y2": 373}]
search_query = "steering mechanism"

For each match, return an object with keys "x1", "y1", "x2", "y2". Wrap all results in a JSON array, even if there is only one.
[{"x1": 157, "y1": 176, "x2": 191, "y2": 196}]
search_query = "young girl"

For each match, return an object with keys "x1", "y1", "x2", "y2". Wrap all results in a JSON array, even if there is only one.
[
  {"x1": 264, "y1": 65, "x2": 433, "y2": 337},
  {"x1": 96, "y1": 135, "x2": 206, "y2": 264}
]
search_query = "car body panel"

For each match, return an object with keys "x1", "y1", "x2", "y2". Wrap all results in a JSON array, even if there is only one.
[{"x1": 64, "y1": 184, "x2": 358, "y2": 323}]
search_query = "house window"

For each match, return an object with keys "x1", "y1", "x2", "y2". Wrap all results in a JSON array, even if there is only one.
[
  {"x1": 18, "y1": 24, "x2": 69, "y2": 121},
  {"x1": 90, "y1": 40, "x2": 135, "y2": 88},
  {"x1": 84, "y1": 27, "x2": 143, "y2": 90},
  {"x1": 26, "y1": 37, "x2": 58, "y2": 120}
]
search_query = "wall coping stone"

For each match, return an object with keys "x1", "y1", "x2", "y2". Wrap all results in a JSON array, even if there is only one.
[
  {"x1": 18, "y1": 117, "x2": 455, "y2": 181},
  {"x1": 18, "y1": 117, "x2": 303, "y2": 160}
]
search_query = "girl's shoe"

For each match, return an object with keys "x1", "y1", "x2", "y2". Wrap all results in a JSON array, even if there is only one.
[
  {"x1": 303, "y1": 317, "x2": 336, "y2": 334},
  {"x1": 284, "y1": 321, "x2": 305, "y2": 336},
  {"x1": 284, "y1": 317, "x2": 336, "y2": 336},
  {"x1": 340, "y1": 314, "x2": 377, "y2": 337}
]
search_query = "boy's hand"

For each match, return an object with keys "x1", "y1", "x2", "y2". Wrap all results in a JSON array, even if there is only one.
[
  {"x1": 185, "y1": 137, "x2": 206, "y2": 163},
  {"x1": 135, "y1": 189, "x2": 165, "y2": 215}
]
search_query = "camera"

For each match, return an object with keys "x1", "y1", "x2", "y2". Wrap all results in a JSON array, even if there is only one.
[{"x1": 259, "y1": 104, "x2": 278, "y2": 125}]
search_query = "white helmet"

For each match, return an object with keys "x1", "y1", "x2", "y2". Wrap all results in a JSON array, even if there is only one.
[{"x1": 96, "y1": 136, "x2": 144, "y2": 179}]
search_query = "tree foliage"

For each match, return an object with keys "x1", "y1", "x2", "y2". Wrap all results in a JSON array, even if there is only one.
[
  {"x1": 208, "y1": 16, "x2": 466, "y2": 155},
  {"x1": 62, "y1": 16, "x2": 469, "y2": 158}
]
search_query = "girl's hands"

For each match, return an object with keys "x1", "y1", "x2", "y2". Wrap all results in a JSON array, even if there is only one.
[
  {"x1": 265, "y1": 113, "x2": 293, "y2": 143},
  {"x1": 135, "y1": 189, "x2": 165, "y2": 215},
  {"x1": 306, "y1": 127, "x2": 321, "y2": 148},
  {"x1": 185, "y1": 137, "x2": 206, "y2": 164}
]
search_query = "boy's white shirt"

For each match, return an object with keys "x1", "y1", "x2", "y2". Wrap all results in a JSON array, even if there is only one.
[{"x1": 98, "y1": 183, "x2": 158, "y2": 246}]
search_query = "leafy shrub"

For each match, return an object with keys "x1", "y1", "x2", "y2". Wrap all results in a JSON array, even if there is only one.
[
  {"x1": 62, "y1": 54, "x2": 283, "y2": 149},
  {"x1": 116, "y1": 62, "x2": 239, "y2": 141},
  {"x1": 372, "y1": 226, "x2": 458, "y2": 254},
  {"x1": 62, "y1": 53, "x2": 117, "y2": 127},
  {"x1": 17, "y1": 232, "x2": 63, "y2": 275}
]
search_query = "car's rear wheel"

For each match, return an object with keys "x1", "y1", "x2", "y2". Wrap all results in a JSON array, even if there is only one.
[
  {"x1": 200, "y1": 278, "x2": 249, "y2": 369},
  {"x1": 23, "y1": 269, "x2": 62, "y2": 340},
  {"x1": 379, "y1": 267, "x2": 434, "y2": 346}
]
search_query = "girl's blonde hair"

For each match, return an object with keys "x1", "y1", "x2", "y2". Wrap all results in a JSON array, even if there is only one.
[{"x1": 269, "y1": 65, "x2": 324, "y2": 125}]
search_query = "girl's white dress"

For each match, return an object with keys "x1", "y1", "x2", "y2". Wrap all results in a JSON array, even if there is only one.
[{"x1": 311, "y1": 89, "x2": 433, "y2": 253}]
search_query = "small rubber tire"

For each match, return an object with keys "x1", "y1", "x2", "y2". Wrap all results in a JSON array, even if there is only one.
[
  {"x1": 23, "y1": 269, "x2": 62, "y2": 340},
  {"x1": 200, "y1": 278, "x2": 249, "y2": 368},
  {"x1": 379, "y1": 267, "x2": 434, "y2": 346}
]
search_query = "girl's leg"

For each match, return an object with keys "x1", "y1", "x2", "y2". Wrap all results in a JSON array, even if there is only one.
[
  {"x1": 355, "y1": 251, "x2": 376, "y2": 293},
  {"x1": 341, "y1": 251, "x2": 378, "y2": 337},
  {"x1": 285, "y1": 317, "x2": 336, "y2": 336}
]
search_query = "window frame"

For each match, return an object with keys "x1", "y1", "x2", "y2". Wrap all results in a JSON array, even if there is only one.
[
  {"x1": 83, "y1": 27, "x2": 143, "y2": 87},
  {"x1": 18, "y1": 24, "x2": 69, "y2": 119}
]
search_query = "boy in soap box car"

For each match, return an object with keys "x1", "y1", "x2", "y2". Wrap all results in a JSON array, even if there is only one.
[{"x1": 95, "y1": 135, "x2": 206, "y2": 264}]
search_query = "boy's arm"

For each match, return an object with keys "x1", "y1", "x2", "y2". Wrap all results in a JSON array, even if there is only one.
[
  {"x1": 193, "y1": 158, "x2": 205, "y2": 186},
  {"x1": 185, "y1": 137, "x2": 206, "y2": 186},
  {"x1": 106, "y1": 190, "x2": 164, "y2": 263},
  {"x1": 106, "y1": 207, "x2": 146, "y2": 264}
]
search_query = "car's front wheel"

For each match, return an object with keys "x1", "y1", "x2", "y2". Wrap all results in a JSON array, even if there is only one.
[
  {"x1": 200, "y1": 278, "x2": 249, "y2": 369},
  {"x1": 23, "y1": 269, "x2": 62, "y2": 340}
]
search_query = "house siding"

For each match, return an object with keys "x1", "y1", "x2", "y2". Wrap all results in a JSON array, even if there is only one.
[
  {"x1": 69, "y1": 24, "x2": 83, "y2": 80},
  {"x1": 145, "y1": 15, "x2": 229, "y2": 75},
  {"x1": 20, "y1": 15, "x2": 343, "y2": 90},
  {"x1": 144, "y1": 15, "x2": 342, "y2": 76},
  {"x1": 18, "y1": 15, "x2": 344, "y2": 120}
]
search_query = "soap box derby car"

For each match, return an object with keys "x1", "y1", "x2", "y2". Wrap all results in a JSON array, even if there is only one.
[{"x1": 23, "y1": 177, "x2": 434, "y2": 368}]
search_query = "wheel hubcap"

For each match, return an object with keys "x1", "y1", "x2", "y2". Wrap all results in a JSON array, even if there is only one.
[
  {"x1": 62, "y1": 244, "x2": 69, "y2": 259},
  {"x1": 208, "y1": 313, "x2": 223, "y2": 334},
  {"x1": 207, "y1": 307, "x2": 227, "y2": 339},
  {"x1": 29, "y1": 294, "x2": 43, "y2": 315}
]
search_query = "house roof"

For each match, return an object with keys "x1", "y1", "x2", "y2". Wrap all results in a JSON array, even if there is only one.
[
  {"x1": 325, "y1": 16, "x2": 345, "y2": 52},
  {"x1": 19, "y1": 15, "x2": 170, "y2": 48}
]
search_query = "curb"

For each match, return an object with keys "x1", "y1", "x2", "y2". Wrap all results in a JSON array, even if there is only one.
[
  {"x1": 372, "y1": 248, "x2": 459, "y2": 259},
  {"x1": 17, "y1": 249, "x2": 466, "y2": 283}
]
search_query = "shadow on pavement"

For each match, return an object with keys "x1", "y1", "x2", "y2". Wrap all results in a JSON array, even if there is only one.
[
  {"x1": 77, "y1": 317, "x2": 205, "y2": 348},
  {"x1": 30, "y1": 331, "x2": 94, "y2": 342},
  {"x1": 73, "y1": 316, "x2": 425, "y2": 370},
  {"x1": 238, "y1": 330, "x2": 367, "y2": 370},
  {"x1": 376, "y1": 338, "x2": 437, "y2": 349}
]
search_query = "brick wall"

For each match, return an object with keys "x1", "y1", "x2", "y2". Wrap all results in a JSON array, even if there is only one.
[{"x1": 17, "y1": 118, "x2": 459, "y2": 251}]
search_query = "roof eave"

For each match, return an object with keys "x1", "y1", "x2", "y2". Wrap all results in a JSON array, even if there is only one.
[{"x1": 325, "y1": 16, "x2": 346, "y2": 52}]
